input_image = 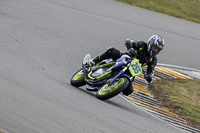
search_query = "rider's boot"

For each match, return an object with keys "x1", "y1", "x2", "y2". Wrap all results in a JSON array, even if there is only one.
[
  {"x1": 88, "y1": 58, "x2": 95, "y2": 67},
  {"x1": 88, "y1": 54, "x2": 102, "y2": 67}
]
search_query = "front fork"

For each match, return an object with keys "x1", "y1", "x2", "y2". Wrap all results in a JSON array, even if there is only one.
[{"x1": 108, "y1": 63, "x2": 131, "y2": 86}]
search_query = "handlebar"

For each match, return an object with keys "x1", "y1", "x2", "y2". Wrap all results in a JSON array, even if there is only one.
[{"x1": 128, "y1": 48, "x2": 137, "y2": 58}]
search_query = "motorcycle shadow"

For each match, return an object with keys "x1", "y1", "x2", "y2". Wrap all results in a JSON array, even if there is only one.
[
  {"x1": 68, "y1": 83, "x2": 96, "y2": 97},
  {"x1": 68, "y1": 83, "x2": 139, "y2": 114}
]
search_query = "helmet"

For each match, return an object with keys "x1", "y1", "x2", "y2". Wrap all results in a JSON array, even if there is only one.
[{"x1": 147, "y1": 35, "x2": 165, "y2": 55}]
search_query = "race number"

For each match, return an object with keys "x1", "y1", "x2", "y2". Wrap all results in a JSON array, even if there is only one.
[{"x1": 129, "y1": 59, "x2": 142, "y2": 76}]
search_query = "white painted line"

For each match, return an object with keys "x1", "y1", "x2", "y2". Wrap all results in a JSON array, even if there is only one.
[
  {"x1": 158, "y1": 63, "x2": 200, "y2": 72},
  {"x1": 120, "y1": 94, "x2": 187, "y2": 133},
  {"x1": 0, "y1": 129, "x2": 9, "y2": 133}
]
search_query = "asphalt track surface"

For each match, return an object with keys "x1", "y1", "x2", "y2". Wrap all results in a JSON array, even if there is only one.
[{"x1": 0, "y1": 0, "x2": 200, "y2": 133}]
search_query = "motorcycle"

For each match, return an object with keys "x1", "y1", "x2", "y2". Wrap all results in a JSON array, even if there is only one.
[{"x1": 70, "y1": 49, "x2": 143, "y2": 100}]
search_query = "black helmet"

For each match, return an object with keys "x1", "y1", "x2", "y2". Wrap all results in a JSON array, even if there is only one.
[{"x1": 147, "y1": 35, "x2": 165, "y2": 55}]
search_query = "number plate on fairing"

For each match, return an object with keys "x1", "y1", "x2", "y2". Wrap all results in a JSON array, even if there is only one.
[{"x1": 129, "y1": 59, "x2": 142, "y2": 76}]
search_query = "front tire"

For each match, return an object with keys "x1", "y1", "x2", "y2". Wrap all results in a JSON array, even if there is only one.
[
  {"x1": 70, "y1": 69, "x2": 86, "y2": 87},
  {"x1": 96, "y1": 77, "x2": 129, "y2": 100}
]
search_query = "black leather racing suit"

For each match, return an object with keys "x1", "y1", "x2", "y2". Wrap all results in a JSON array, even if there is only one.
[
  {"x1": 93, "y1": 41, "x2": 157, "y2": 75},
  {"x1": 92, "y1": 40, "x2": 157, "y2": 95},
  {"x1": 126, "y1": 40, "x2": 157, "y2": 75}
]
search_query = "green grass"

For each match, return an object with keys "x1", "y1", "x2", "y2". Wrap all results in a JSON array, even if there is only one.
[
  {"x1": 115, "y1": 0, "x2": 200, "y2": 24},
  {"x1": 151, "y1": 79, "x2": 200, "y2": 128},
  {"x1": 0, "y1": 131, "x2": 4, "y2": 133}
]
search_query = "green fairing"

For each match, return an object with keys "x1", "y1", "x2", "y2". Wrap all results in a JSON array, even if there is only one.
[
  {"x1": 88, "y1": 62, "x2": 115, "y2": 79},
  {"x1": 96, "y1": 71, "x2": 111, "y2": 79},
  {"x1": 88, "y1": 71, "x2": 95, "y2": 79},
  {"x1": 88, "y1": 70, "x2": 112, "y2": 79},
  {"x1": 100, "y1": 62, "x2": 115, "y2": 67}
]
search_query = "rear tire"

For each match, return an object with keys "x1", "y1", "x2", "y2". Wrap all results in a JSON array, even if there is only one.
[
  {"x1": 96, "y1": 77, "x2": 129, "y2": 100},
  {"x1": 70, "y1": 69, "x2": 86, "y2": 87}
]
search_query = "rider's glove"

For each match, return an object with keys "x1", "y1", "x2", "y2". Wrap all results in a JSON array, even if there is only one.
[
  {"x1": 129, "y1": 48, "x2": 137, "y2": 57},
  {"x1": 125, "y1": 38, "x2": 132, "y2": 50},
  {"x1": 146, "y1": 74, "x2": 153, "y2": 82}
]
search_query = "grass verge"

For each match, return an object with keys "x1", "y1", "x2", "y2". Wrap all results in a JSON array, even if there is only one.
[
  {"x1": 115, "y1": 0, "x2": 200, "y2": 24},
  {"x1": 150, "y1": 79, "x2": 200, "y2": 129}
]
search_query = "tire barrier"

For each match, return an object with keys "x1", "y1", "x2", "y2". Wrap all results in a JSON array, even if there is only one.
[{"x1": 122, "y1": 64, "x2": 200, "y2": 133}]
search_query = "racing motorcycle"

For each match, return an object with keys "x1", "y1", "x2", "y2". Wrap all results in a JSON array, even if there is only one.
[{"x1": 70, "y1": 49, "x2": 143, "y2": 100}]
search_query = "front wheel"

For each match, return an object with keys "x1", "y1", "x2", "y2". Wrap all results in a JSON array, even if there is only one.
[
  {"x1": 96, "y1": 77, "x2": 129, "y2": 100},
  {"x1": 70, "y1": 69, "x2": 86, "y2": 87}
]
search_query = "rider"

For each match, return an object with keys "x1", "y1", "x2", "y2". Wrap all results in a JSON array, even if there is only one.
[{"x1": 89, "y1": 35, "x2": 165, "y2": 95}]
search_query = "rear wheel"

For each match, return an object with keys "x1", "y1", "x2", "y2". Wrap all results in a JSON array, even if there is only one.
[
  {"x1": 96, "y1": 77, "x2": 129, "y2": 100},
  {"x1": 70, "y1": 69, "x2": 86, "y2": 87}
]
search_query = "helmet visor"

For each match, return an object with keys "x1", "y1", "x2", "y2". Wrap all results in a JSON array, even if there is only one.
[{"x1": 152, "y1": 45, "x2": 160, "y2": 52}]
